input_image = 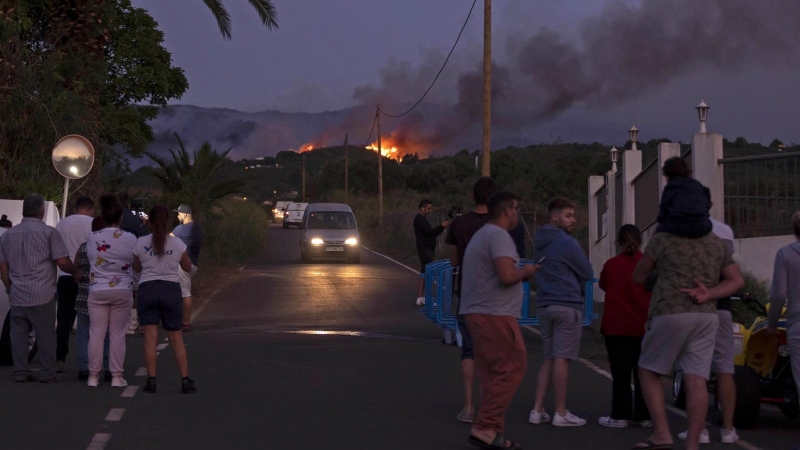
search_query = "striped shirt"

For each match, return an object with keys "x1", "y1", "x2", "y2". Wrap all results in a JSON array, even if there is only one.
[{"x1": 0, "y1": 217, "x2": 69, "y2": 307}]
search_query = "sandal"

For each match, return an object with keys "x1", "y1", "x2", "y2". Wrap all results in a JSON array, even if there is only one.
[
  {"x1": 468, "y1": 433, "x2": 522, "y2": 450},
  {"x1": 632, "y1": 440, "x2": 672, "y2": 450}
]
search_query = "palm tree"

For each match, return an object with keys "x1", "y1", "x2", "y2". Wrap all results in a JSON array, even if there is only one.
[{"x1": 203, "y1": 0, "x2": 278, "y2": 40}]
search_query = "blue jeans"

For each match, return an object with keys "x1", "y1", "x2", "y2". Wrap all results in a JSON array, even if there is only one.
[{"x1": 76, "y1": 313, "x2": 109, "y2": 371}]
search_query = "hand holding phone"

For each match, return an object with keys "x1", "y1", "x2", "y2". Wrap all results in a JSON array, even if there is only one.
[{"x1": 537, "y1": 256, "x2": 547, "y2": 265}]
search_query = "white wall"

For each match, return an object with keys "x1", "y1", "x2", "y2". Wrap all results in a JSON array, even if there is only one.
[{"x1": 734, "y1": 235, "x2": 797, "y2": 285}]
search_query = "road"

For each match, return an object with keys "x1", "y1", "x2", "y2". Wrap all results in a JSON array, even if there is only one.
[{"x1": 0, "y1": 224, "x2": 797, "y2": 449}]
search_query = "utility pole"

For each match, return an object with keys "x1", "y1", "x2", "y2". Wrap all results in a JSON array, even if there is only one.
[
  {"x1": 302, "y1": 153, "x2": 306, "y2": 202},
  {"x1": 344, "y1": 134, "x2": 349, "y2": 205},
  {"x1": 481, "y1": 0, "x2": 492, "y2": 177},
  {"x1": 376, "y1": 106, "x2": 383, "y2": 227}
]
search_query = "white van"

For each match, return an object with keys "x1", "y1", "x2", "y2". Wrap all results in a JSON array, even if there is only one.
[
  {"x1": 298, "y1": 203, "x2": 360, "y2": 264},
  {"x1": 282, "y1": 202, "x2": 308, "y2": 229},
  {"x1": 272, "y1": 201, "x2": 290, "y2": 222}
]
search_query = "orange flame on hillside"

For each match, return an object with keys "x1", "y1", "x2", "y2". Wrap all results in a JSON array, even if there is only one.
[{"x1": 366, "y1": 142, "x2": 399, "y2": 159}]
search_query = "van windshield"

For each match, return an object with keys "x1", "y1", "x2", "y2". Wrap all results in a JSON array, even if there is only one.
[{"x1": 307, "y1": 212, "x2": 356, "y2": 230}]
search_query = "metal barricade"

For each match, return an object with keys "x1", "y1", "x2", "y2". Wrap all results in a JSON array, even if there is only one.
[{"x1": 419, "y1": 260, "x2": 597, "y2": 330}]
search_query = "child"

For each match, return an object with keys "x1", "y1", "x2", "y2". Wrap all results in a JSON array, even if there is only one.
[{"x1": 656, "y1": 157, "x2": 712, "y2": 238}]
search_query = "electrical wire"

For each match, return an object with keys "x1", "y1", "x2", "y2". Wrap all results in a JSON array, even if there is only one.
[
  {"x1": 379, "y1": 0, "x2": 478, "y2": 118},
  {"x1": 363, "y1": 109, "x2": 378, "y2": 147}
]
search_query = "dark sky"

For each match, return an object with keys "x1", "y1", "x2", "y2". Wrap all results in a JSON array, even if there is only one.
[{"x1": 133, "y1": 0, "x2": 800, "y2": 145}]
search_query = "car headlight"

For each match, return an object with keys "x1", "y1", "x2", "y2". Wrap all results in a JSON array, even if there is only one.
[
  {"x1": 310, "y1": 238, "x2": 324, "y2": 245},
  {"x1": 345, "y1": 238, "x2": 358, "y2": 246}
]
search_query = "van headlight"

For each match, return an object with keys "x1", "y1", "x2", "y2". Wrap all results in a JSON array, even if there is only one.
[
  {"x1": 310, "y1": 238, "x2": 324, "y2": 245},
  {"x1": 345, "y1": 238, "x2": 358, "y2": 246}
]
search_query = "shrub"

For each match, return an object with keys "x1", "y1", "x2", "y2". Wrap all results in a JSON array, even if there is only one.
[
  {"x1": 200, "y1": 199, "x2": 270, "y2": 267},
  {"x1": 731, "y1": 270, "x2": 771, "y2": 328}
]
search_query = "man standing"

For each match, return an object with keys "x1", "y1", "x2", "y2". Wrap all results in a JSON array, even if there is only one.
[
  {"x1": 118, "y1": 191, "x2": 148, "y2": 335},
  {"x1": 446, "y1": 177, "x2": 499, "y2": 423},
  {"x1": 461, "y1": 192, "x2": 538, "y2": 449},
  {"x1": 530, "y1": 197, "x2": 593, "y2": 427},
  {"x1": 0, "y1": 194, "x2": 79, "y2": 382},
  {"x1": 172, "y1": 204, "x2": 202, "y2": 331},
  {"x1": 631, "y1": 222, "x2": 743, "y2": 450},
  {"x1": 413, "y1": 199, "x2": 449, "y2": 306},
  {"x1": 54, "y1": 196, "x2": 94, "y2": 373}
]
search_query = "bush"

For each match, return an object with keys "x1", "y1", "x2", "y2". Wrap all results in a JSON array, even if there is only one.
[
  {"x1": 732, "y1": 270, "x2": 771, "y2": 328},
  {"x1": 200, "y1": 199, "x2": 270, "y2": 267}
]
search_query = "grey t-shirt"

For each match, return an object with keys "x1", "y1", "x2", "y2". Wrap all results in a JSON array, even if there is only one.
[{"x1": 460, "y1": 223, "x2": 523, "y2": 317}]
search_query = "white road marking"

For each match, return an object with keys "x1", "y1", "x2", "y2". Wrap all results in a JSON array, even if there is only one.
[
  {"x1": 86, "y1": 433, "x2": 111, "y2": 450},
  {"x1": 521, "y1": 325, "x2": 761, "y2": 450},
  {"x1": 135, "y1": 367, "x2": 147, "y2": 377},
  {"x1": 121, "y1": 386, "x2": 139, "y2": 398},
  {"x1": 156, "y1": 343, "x2": 168, "y2": 350},
  {"x1": 361, "y1": 246, "x2": 419, "y2": 274},
  {"x1": 105, "y1": 408, "x2": 125, "y2": 422}
]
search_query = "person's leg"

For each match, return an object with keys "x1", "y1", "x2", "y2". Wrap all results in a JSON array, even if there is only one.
[
  {"x1": 9, "y1": 306, "x2": 32, "y2": 378},
  {"x1": 683, "y1": 374, "x2": 709, "y2": 450},
  {"x1": 180, "y1": 265, "x2": 197, "y2": 328},
  {"x1": 713, "y1": 310, "x2": 736, "y2": 432},
  {"x1": 166, "y1": 330, "x2": 189, "y2": 377},
  {"x1": 605, "y1": 335, "x2": 633, "y2": 420},
  {"x1": 552, "y1": 358, "x2": 571, "y2": 416},
  {"x1": 788, "y1": 323, "x2": 800, "y2": 403},
  {"x1": 630, "y1": 337, "x2": 650, "y2": 422},
  {"x1": 638, "y1": 367, "x2": 673, "y2": 445},
  {"x1": 56, "y1": 276, "x2": 78, "y2": 365},
  {"x1": 533, "y1": 359, "x2": 552, "y2": 413},
  {"x1": 88, "y1": 292, "x2": 111, "y2": 376},
  {"x1": 717, "y1": 373, "x2": 736, "y2": 430},
  {"x1": 28, "y1": 300, "x2": 58, "y2": 380},
  {"x1": 550, "y1": 306, "x2": 582, "y2": 418},
  {"x1": 532, "y1": 307, "x2": 555, "y2": 414},
  {"x1": 416, "y1": 251, "x2": 432, "y2": 302},
  {"x1": 76, "y1": 313, "x2": 90, "y2": 372},
  {"x1": 142, "y1": 325, "x2": 159, "y2": 377},
  {"x1": 107, "y1": 291, "x2": 133, "y2": 377},
  {"x1": 458, "y1": 313, "x2": 476, "y2": 416}
]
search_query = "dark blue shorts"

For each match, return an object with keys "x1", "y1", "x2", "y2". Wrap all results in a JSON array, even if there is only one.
[
  {"x1": 137, "y1": 280, "x2": 183, "y2": 331},
  {"x1": 456, "y1": 294, "x2": 474, "y2": 360}
]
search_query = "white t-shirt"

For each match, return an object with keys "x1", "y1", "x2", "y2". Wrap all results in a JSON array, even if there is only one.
[
  {"x1": 87, "y1": 227, "x2": 137, "y2": 291},
  {"x1": 135, "y1": 235, "x2": 187, "y2": 284},
  {"x1": 55, "y1": 214, "x2": 93, "y2": 276},
  {"x1": 710, "y1": 218, "x2": 735, "y2": 256}
]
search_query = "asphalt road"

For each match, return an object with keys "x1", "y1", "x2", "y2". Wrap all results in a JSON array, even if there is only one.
[{"x1": 1, "y1": 224, "x2": 798, "y2": 449}]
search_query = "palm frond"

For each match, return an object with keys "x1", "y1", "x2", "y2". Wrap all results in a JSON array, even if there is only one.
[
  {"x1": 247, "y1": 0, "x2": 279, "y2": 30},
  {"x1": 203, "y1": 0, "x2": 232, "y2": 40}
]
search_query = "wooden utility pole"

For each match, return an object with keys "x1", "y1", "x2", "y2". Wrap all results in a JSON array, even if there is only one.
[
  {"x1": 302, "y1": 153, "x2": 306, "y2": 202},
  {"x1": 376, "y1": 106, "x2": 383, "y2": 227},
  {"x1": 344, "y1": 134, "x2": 349, "y2": 205},
  {"x1": 481, "y1": 0, "x2": 492, "y2": 177}
]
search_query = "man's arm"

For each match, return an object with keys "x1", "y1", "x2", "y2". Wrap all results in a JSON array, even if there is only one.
[
  {"x1": 414, "y1": 215, "x2": 446, "y2": 237},
  {"x1": 449, "y1": 244, "x2": 459, "y2": 267},
  {"x1": 768, "y1": 251, "x2": 787, "y2": 328},
  {"x1": 681, "y1": 263, "x2": 745, "y2": 304},
  {"x1": 565, "y1": 239, "x2": 593, "y2": 282},
  {"x1": 494, "y1": 257, "x2": 539, "y2": 286},
  {"x1": 56, "y1": 257, "x2": 79, "y2": 280},
  {"x1": 0, "y1": 262, "x2": 10, "y2": 292},
  {"x1": 632, "y1": 254, "x2": 656, "y2": 285}
]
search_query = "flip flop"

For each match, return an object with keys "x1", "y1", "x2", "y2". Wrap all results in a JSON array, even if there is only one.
[
  {"x1": 468, "y1": 434, "x2": 523, "y2": 450},
  {"x1": 632, "y1": 440, "x2": 673, "y2": 450}
]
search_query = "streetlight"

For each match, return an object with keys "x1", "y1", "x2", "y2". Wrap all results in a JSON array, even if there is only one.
[
  {"x1": 609, "y1": 146, "x2": 619, "y2": 173},
  {"x1": 696, "y1": 100, "x2": 709, "y2": 133},
  {"x1": 629, "y1": 125, "x2": 639, "y2": 151}
]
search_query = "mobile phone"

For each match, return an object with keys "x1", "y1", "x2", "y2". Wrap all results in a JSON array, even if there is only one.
[{"x1": 536, "y1": 257, "x2": 547, "y2": 265}]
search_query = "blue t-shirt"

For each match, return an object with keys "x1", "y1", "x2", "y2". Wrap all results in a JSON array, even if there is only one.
[{"x1": 172, "y1": 222, "x2": 202, "y2": 266}]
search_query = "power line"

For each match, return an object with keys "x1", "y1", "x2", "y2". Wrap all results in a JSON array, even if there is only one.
[
  {"x1": 379, "y1": 0, "x2": 478, "y2": 118},
  {"x1": 363, "y1": 108, "x2": 378, "y2": 146}
]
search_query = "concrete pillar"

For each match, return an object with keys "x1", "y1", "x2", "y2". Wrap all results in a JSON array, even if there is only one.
[
  {"x1": 657, "y1": 143, "x2": 681, "y2": 200},
  {"x1": 588, "y1": 175, "x2": 605, "y2": 251},
  {"x1": 606, "y1": 169, "x2": 617, "y2": 256},
  {"x1": 620, "y1": 149, "x2": 642, "y2": 226},
  {"x1": 691, "y1": 133, "x2": 724, "y2": 221}
]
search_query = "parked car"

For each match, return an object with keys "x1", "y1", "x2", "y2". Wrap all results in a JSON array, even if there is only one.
[
  {"x1": 299, "y1": 203, "x2": 360, "y2": 264},
  {"x1": 283, "y1": 202, "x2": 308, "y2": 229}
]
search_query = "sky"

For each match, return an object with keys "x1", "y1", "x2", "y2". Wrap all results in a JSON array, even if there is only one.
[{"x1": 132, "y1": 0, "x2": 800, "y2": 146}]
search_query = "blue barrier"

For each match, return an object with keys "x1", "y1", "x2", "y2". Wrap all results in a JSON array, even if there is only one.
[{"x1": 419, "y1": 259, "x2": 598, "y2": 331}]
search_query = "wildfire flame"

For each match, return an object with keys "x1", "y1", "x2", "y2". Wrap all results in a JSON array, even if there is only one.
[
  {"x1": 296, "y1": 144, "x2": 315, "y2": 153},
  {"x1": 366, "y1": 143, "x2": 399, "y2": 158}
]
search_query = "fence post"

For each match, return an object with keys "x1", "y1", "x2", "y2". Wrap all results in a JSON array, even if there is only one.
[
  {"x1": 657, "y1": 143, "x2": 681, "y2": 200},
  {"x1": 621, "y1": 148, "x2": 642, "y2": 226},
  {"x1": 692, "y1": 133, "x2": 725, "y2": 221}
]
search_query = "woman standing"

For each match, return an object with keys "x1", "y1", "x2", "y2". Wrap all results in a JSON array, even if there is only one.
[
  {"x1": 133, "y1": 206, "x2": 196, "y2": 394},
  {"x1": 768, "y1": 211, "x2": 800, "y2": 396},
  {"x1": 86, "y1": 195, "x2": 137, "y2": 387},
  {"x1": 598, "y1": 224, "x2": 652, "y2": 428}
]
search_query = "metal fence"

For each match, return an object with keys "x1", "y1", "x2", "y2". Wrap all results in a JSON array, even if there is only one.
[
  {"x1": 721, "y1": 151, "x2": 800, "y2": 238},
  {"x1": 596, "y1": 184, "x2": 607, "y2": 240},
  {"x1": 632, "y1": 158, "x2": 660, "y2": 230}
]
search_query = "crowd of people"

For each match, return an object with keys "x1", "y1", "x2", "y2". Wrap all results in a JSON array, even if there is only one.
[
  {"x1": 413, "y1": 157, "x2": 800, "y2": 450},
  {"x1": 0, "y1": 193, "x2": 203, "y2": 394}
]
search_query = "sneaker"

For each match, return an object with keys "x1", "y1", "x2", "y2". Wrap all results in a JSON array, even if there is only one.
[
  {"x1": 181, "y1": 377, "x2": 197, "y2": 394},
  {"x1": 457, "y1": 408, "x2": 475, "y2": 423},
  {"x1": 56, "y1": 360, "x2": 65, "y2": 373},
  {"x1": 143, "y1": 378, "x2": 157, "y2": 393},
  {"x1": 631, "y1": 420, "x2": 654, "y2": 428},
  {"x1": 528, "y1": 409, "x2": 552, "y2": 424},
  {"x1": 126, "y1": 327, "x2": 136, "y2": 335},
  {"x1": 104, "y1": 370, "x2": 113, "y2": 382},
  {"x1": 553, "y1": 411, "x2": 587, "y2": 427},
  {"x1": 721, "y1": 428, "x2": 739, "y2": 444},
  {"x1": 111, "y1": 376, "x2": 128, "y2": 388},
  {"x1": 14, "y1": 373, "x2": 36, "y2": 383},
  {"x1": 78, "y1": 370, "x2": 89, "y2": 381},
  {"x1": 415, "y1": 297, "x2": 425, "y2": 306},
  {"x1": 598, "y1": 416, "x2": 629, "y2": 428},
  {"x1": 678, "y1": 429, "x2": 710, "y2": 444},
  {"x1": 87, "y1": 374, "x2": 99, "y2": 387}
]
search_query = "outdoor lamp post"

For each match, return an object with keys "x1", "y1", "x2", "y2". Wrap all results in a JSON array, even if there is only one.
[
  {"x1": 51, "y1": 134, "x2": 95, "y2": 218},
  {"x1": 629, "y1": 125, "x2": 639, "y2": 151},
  {"x1": 609, "y1": 146, "x2": 619, "y2": 173},
  {"x1": 696, "y1": 100, "x2": 709, "y2": 133}
]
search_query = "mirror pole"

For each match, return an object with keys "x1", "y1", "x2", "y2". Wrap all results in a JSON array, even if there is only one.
[{"x1": 61, "y1": 177, "x2": 70, "y2": 218}]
